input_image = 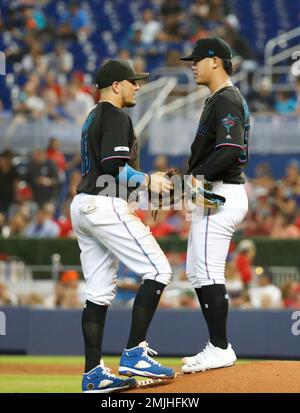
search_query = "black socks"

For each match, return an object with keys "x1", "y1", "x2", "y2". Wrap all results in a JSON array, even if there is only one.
[
  {"x1": 82, "y1": 300, "x2": 108, "y2": 373},
  {"x1": 126, "y1": 279, "x2": 166, "y2": 349},
  {"x1": 82, "y1": 279, "x2": 166, "y2": 371},
  {"x1": 195, "y1": 284, "x2": 229, "y2": 349}
]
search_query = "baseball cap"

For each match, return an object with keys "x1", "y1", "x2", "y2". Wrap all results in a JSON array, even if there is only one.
[
  {"x1": 95, "y1": 59, "x2": 149, "y2": 89},
  {"x1": 237, "y1": 239, "x2": 256, "y2": 253},
  {"x1": 60, "y1": 270, "x2": 80, "y2": 283},
  {"x1": 180, "y1": 37, "x2": 232, "y2": 61}
]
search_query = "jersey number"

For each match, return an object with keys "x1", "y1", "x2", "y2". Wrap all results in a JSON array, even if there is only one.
[
  {"x1": 239, "y1": 99, "x2": 250, "y2": 163},
  {"x1": 81, "y1": 112, "x2": 96, "y2": 176},
  {"x1": 238, "y1": 124, "x2": 250, "y2": 163}
]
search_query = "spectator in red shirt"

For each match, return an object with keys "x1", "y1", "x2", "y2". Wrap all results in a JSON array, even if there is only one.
[
  {"x1": 47, "y1": 137, "x2": 66, "y2": 172},
  {"x1": 282, "y1": 281, "x2": 300, "y2": 309},
  {"x1": 47, "y1": 137, "x2": 67, "y2": 185},
  {"x1": 234, "y1": 239, "x2": 256, "y2": 286},
  {"x1": 43, "y1": 72, "x2": 63, "y2": 99},
  {"x1": 143, "y1": 210, "x2": 177, "y2": 238},
  {"x1": 56, "y1": 201, "x2": 73, "y2": 238},
  {"x1": 271, "y1": 213, "x2": 300, "y2": 239},
  {"x1": 71, "y1": 71, "x2": 93, "y2": 96}
]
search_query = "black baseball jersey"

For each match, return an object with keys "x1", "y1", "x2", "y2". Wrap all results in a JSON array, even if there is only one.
[
  {"x1": 77, "y1": 102, "x2": 139, "y2": 196},
  {"x1": 188, "y1": 86, "x2": 250, "y2": 184}
]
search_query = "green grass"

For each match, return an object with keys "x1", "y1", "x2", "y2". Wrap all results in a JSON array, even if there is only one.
[
  {"x1": 0, "y1": 355, "x2": 252, "y2": 366},
  {"x1": 0, "y1": 375, "x2": 80, "y2": 393},
  {"x1": 0, "y1": 355, "x2": 183, "y2": 367},
  {"x1": 0, "y1": 355, "x2": 84, "y2": 365},
  {"x1": 0, "y1": 355, "x2": 252, "y2": 393}
]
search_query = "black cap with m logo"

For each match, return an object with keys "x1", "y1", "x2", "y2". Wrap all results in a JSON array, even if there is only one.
[
  {"x1": 95, "y1": 59, "x2": 149, "y2": 89},
  {"x1": 180, "y1": 37, "x2": 232, "y2": 62}
]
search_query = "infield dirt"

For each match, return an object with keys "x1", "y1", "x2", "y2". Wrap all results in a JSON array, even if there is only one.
[{"x1": 0, "y1": 360, "x2": 299, "y2": 393}]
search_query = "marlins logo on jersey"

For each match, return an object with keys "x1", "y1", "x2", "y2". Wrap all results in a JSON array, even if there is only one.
[{"x1": 220, "y1": 113, "x2": 239, "y2": 139}]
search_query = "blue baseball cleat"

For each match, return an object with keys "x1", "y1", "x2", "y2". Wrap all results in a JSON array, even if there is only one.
[
  {"x1": 119, "y1": 341, "x2": 175, "y2": 379},
  {"x1": 82, "y1": 362, "x2": 137, "y2": 393}
]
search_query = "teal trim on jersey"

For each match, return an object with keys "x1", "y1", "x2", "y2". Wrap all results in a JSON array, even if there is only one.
[
  {"x1": 116, "y1": 163, "x2": 147, "y2": 186},
  {"x1": 240, "y1": 97, "x2": 250, "y2": 163},
  {"x1": 81, "y1": 111, "x2": 96, "y2": 176},
  {"x1": 242, "y1": 98, "x2": 250, "y2": 123}
]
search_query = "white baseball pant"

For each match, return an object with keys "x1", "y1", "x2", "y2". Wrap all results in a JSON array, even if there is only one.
[
  {"x1": 186, "y1": 182, "x2": 248, "y2": 287},
  {"x1": 70, "y1": 193, "x2": 172, "y2": 306}
]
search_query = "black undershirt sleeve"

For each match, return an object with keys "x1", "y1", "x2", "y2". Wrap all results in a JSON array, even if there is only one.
[{"x1": 192, "y1": 145, "x2": 242, "y2": 181}]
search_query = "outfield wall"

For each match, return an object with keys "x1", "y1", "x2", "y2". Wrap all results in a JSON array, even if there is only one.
[
  {"x1": 2, "y1": 238, "x2": 300, "y2": 272},
  {"x1": 0, "y1": 307, "x2": 299, "y2": 359}
]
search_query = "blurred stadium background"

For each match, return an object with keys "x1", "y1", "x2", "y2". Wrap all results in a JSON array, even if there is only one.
[{"x1": 0, "y1": 0, "x2": 300, "y2": 360}]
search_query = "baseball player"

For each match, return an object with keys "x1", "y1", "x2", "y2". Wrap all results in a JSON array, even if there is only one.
[
  {"x1": 70, "y1": 59, "x2": 175, "y2": 393},
  {"x1": 179, "y1": 38, "x2": 250, "y2": 373}
]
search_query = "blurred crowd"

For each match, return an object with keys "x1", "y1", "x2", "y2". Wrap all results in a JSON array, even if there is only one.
[
  {"x1": 0, "y1": 139, "x2": 81, "y2": 239},
  {"x1": 0, "y1": 269, "x2": 84, "y2": 308},
  {"x1": 1, "y1": 0, "x2": 299, "y2": 120},
  {"x1": 1, "y1": 145, "x2": 300, "y2": 311},
  {"x1": 2, "y1": 145, "x2": 300, "y2": 240},
  {"x1": 1, "y1": 1, "x2": 95, "y2": 124},
  {"x1": 1, "y1": 0, "x2": 300, "y2": 310},
  {"x1": 248, "y1": 76, "x2": 300, "y2": 115},
  {"x1": 1, "y1": 239, "x2": 300, "y2": 310},
  {"x1": 244, "y1": 159, "x2": 300, "y2": 238}
]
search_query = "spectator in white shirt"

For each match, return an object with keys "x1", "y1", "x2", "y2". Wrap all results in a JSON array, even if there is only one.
[
  {"x1": 64, "y1": 85, "x2": 94, "y2": 124},
  {"x1": 21, "y1": 41, "x2": 47, "y2": 78},
  {"x1": 46, "y1": 43, "x2": 74, "y2": 75},
  {"x1": 25, "y1": 207, "x2": 60, "y2": 238},
  {"x1": 132, "y1": 9, "x2": 161, "y2": 45},
  {"x1": 248, "y1": 268, "x2": 283, "y2": 309}
]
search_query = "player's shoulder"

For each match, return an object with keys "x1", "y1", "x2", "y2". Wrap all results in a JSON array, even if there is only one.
[
  {"x1": 217, "y1": 86, "x2": 243, "y2": 102},
  {"x1": 100, "y1": 102, "x2": 128, "y2": 121},
  {"x1": 101, "y1": 103, "x2": 132, "y2": 130},
  {"x1": 215, "y1": 86, "x2": 245, "y2": 110}
]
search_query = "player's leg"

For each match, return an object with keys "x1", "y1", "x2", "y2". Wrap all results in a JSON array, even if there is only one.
[
  {"x1": 78, "y1": 236, "x2": 136, "y2": 391},
  {"x1": 184, "y1": 213, "x2": 234, "y2": 373},
  {"x1": 183, "y1": 184, "x2": 248, "y2": 373},
  {"x1": 70, "y1": 195, "x2": 137, "y2": 392},
  {"x1": 83, "y1": 197, "x2": 174, "y2": 378},
  {"x1": 78, "y1": 236, "x2": 117, "y2": 372},
  {"x1": 105, "y1": 200, "x2": 172, "y2": 336},
  {"x1": 186, "y1": 217, "x2": 228, "y2": 347}
]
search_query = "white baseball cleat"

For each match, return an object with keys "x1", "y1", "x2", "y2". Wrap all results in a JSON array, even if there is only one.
[{"x1": 181, "y1": 342, "x2": 237, "y2": 373}]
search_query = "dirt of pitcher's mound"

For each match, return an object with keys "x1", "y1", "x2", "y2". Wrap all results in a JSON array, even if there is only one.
[
  {"x1": 128, "y1": 361, "x2": 300, "y2": 393},
  {"x1": 1, "y1": 360, "x2": 300, "y2": 392}
]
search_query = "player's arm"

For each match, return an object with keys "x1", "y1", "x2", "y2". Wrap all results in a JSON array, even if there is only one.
[
  {"x1": 100, "y1": 112, "x2": 172, "y2": 193},
  {"x1": 100, "y1": 110, "x2": 132, "y2": 165},
  {"x1": 102, "y1": 158, "x2": 173, "y2": 194},
  {"x1": 102, "y1": 157, "x2": 148, "y2": 187},
  {"x1": 191, "y1": 145, "x2": 242, "y2": 181},
  {"x1": 192, "y1": 95, "x2": 245, "y2": 181}
]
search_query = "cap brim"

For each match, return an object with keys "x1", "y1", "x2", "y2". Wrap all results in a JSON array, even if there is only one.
[
  {"x1": 179, "y1": 55, "x2": 194, "y2": 61},
  {"x1": 129, "y1": 72, "x2": 149, "y2": 80}
]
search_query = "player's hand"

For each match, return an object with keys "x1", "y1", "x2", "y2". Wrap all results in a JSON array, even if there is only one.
[{"x1": 146, "y1": 171, "x2": 174, "y2": 195}]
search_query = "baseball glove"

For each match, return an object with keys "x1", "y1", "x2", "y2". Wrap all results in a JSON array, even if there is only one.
[
  {"x1": 149, "y1": 168, "x2": 183, "y2": 220},
  {"x1": 191, "y1": 186, "x2": 226, "y2": 209},
  {"x1": 149, "y1": 169, "x2": 226, "y2": 219}
]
